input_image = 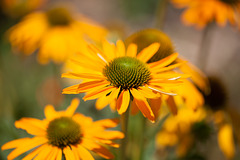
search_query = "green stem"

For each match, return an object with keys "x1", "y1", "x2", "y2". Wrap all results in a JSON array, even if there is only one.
[
  {"x1": 139, "y1": 115, "x2": 146, "y2": 160},
  {"x1": 120, "y1": 106, "x2": 130, "y2": 160},
  {"x1": 197, "y1": 22, "x2": 215, "y2": 72},
  {"x1": 155, "y1": 0, "x2": 168, "y2": 29}
]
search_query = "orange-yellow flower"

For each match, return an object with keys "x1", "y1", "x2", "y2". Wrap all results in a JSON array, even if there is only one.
[
  {"x1": 171, "y1": 0, "x2": 240, "y2": 29},
  {"x1": 1, "y1": 98, "x2": 124, "y2": 160},
  {"x1": 62, "y1": 40, "x2": 187, "y2": 122},
  {"x1": 8, "y1": 7, "x2": 107, "y2": 64},
  {"x1": 156, "y1": 106, "x2": 207, "y2": 157},
  {"x1": 124, "y1": 29, "x2": 207, "y2": 115}
]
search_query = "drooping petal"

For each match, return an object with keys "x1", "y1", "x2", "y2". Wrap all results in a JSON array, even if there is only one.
[
  {"x1": 56, "y1": 149, "x2": 62, "y2": 160},
  {"x1": 22, "y1": 144, "x2": 46, "y2": 160},
  {"x1": 130, "y1": 88, "x2": 155, "y2": 122},
  {"x1": 166, "y1": 96, "x2": 178, "y2": 115},
  {"x1": 96, "y1": 95, "x2": 111, "y2": 110},
  {"x1": 33, "y1": 144, "x2": 53, "y2": 160},
  {"x1": 46, "y1": 146, "x2": 59, "y2": 160},
  {"x1": 63, "y1": 146, "x2": 76, "y2": 160},
  {"x1": 75, "y1": 145, "x2": 94, "y2": 160},
  {"x1": 149, "y1": 97, "x2": 162, "y2": 118},
  {"x1": 81, "y1": 139, "x2": 115, "y2": 159},
  {"x1": 138, "y1": 86, "x2": 160, "y2": 99},
  {"x1": 116, "y1": 90, "x2": 130, "y2": 114},
  {"x1": 131, "y1": 100, "x2": 139, "y2": 115}
]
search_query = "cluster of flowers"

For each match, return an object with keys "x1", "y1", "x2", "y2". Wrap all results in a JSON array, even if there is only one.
[{"x1": 1, "y1": 0, "x2": 239, "y2": 159}]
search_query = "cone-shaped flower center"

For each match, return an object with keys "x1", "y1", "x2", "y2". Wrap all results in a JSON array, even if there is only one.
[
  {"x1": 47, "y1": 117, "x2": 81, "y2": 148},
  {"x1": 103, "y1": 56, "x2": 151, "y2": 90},
  {"x1": 220, "y1": 0, "x2": 239, "y2": 5},
  {"x1": 125, "y1": 29, "x2": 174, "y2": 63},
  {"x1": 46, "y1": 8, "x2": 73, "y2": 26},
  {"x1": 191, "y1": 121, "x2": 212, "y2": 142}
]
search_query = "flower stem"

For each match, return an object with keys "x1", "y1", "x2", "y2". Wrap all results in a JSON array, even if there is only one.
[
  {"x1": 197, "y1": 22, "x2": 215, "y2": 72},
  {"x1": 155, "y1": 0, "x2": 168, "y2": 29},
  {"x1": 120, "y1": 106, "x2": 130, "y2": 160}
]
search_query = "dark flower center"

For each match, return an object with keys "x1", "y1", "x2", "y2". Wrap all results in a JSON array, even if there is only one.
[
  {"x1": 47, "y1": 117, "x2": 81, "y2": 148},
  {"x1": 220, "y1": 0, "x2": 240, "y2": 5},
  {"x1": 46, "y1": 8, "x2": 73, "y2": 26},
  {"x1": 103, "y1": 57, "x2": 151, "y2": 90}
]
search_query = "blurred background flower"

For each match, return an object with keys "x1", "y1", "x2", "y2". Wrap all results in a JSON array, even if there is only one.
[{"x1": 171, "y1": 0, "x2": 240, "y2": 29}]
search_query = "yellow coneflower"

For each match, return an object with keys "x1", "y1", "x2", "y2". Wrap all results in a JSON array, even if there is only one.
[
  {"x1": 1, "y1": 98, "x2": 124, "y2": 160},
  {"x1": 125, "y1": 29, "x2": 206, "y2": 114},
  {"x1": 171, "y1": 0, "x2": 240, "y2": 29},
  {"x1": 8, "y1": 7, "x2": 107, "y2": 64},
  {"x1": 62, "y1": 40, "x2": 187, "y2": 122},
  {"x1": 156, "y1": 106, "x2": 207, "y2": 157}
]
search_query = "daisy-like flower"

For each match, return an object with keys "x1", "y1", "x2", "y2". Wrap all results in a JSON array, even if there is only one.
[
  {"x1": 1, "y1": 98, "x2": 124, "y2": 160},
  {"x1": 124, "y1": 29, "x2": 207, "y2": 114},
  {"x1": 171, "y1": 0, "x2": 240, "y2": 29},
  {"x1": 62, "y1": 40, "x2": 187, "y2": 122},
  {"x1": 8, "y1": 7, "x2": 107, "y2": 64}
]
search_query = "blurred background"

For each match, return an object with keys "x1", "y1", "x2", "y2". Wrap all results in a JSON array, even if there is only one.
[{"x1": 0, "y1": 0, "x2": 240, "y2": 159}]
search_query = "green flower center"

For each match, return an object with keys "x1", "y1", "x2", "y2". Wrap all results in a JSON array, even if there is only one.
[
  {"x1": 46, "y1": 8, "x2": 73, "y2": 26},
  {"x1": 220, "y1": 0, "x2": 240, "y2": 5},
  {"x1": 47, "y1": 117, "x2": 81, "y2": 148},
  {"x1": 103, "y1": 56, "x2": 151, "y2": 90}
]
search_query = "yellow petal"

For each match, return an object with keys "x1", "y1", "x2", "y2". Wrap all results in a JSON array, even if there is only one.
[
  {"x1": 81, "y1": 139, "x2": 115, "y2": 159},
  {"x1": 62, "y1": 72, "x2": 105, "y2": 80},
  {"x1": 116, "y1": 90, "x2": 130, "y2": 114},
  {"x1": 15, "y1": 118, "x2": 47, "y2": 136},
  {"x1": 137, "y1": 43, "x2": 160, "y2": 62},
  {"x1": 83, "y1": 86, "x2": 115, "y2": 101},
  {"x1": 126, "y1": 43, "x2": 137, "y2": 57},
  {"x1": 116, "y1": 40, "x2": 126, "y2": 57},
  {"x1": 2, "y1": 138, "x2": 31, "y2": 150},
  {"x1": 131, "y1": 88, "x2": 155, "y2": 122},
  {"x1": 65, "y1": 98, "x2": 80, "y2": 116},
  {"x1": 7, "y1": 137, "x2": 48, "y2": 160},
  {"x1": 93, "y1": 118, "x2": 119, "y2": 128},
  {"x1": 44, "y1": 104, "x2": 57, "y2": 120},
  {"x1": 75, "y1": 145, "x2": 94, "y2": 160},
  {"x1": 138, "y1": 86, "x2": 160, "y2": 99},
  {"x1": 34, "y1": 144, "x2": 53, "y2": 160},
  {"x1": 63, "y1": 146, "x2": 76, "y2": 160},
  {"x1": 148, "y1": 52, "x2": 178, "y2": 69},
  {"x1": 218, "y1": 124, "x2": 235, "y2": 159}
]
